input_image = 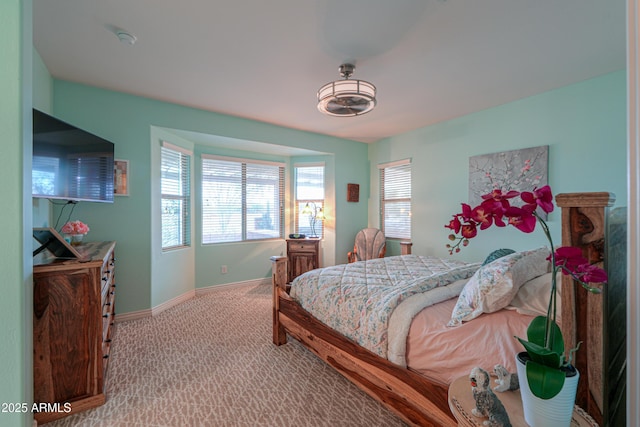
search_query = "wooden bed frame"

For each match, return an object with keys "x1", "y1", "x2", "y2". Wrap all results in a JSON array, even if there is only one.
[{"x1": 271, "y1": 192, "x2": 621, "y2": 426}]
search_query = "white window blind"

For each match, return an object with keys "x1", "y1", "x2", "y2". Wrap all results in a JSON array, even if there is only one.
[
  {"x1": 202, "y1": 156, "x2": 284, "y2": 244},
  {"x1": 379, "y1": 160, "x2": 411, "y2": 239},
  {"x1": 295, "y1": 165, "x2": 325, "y2": 237},
  {"x1": 161, "y1": 145, "x2": 191, "y2": 250}
]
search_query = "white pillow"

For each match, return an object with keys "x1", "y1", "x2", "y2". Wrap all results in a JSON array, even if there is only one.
[
  {"x1": 507, "y1": 271, "x2": 562, "y2": 323},
  {"x1": 448, "y1": 247, "x2": 551, "y2": 327}
]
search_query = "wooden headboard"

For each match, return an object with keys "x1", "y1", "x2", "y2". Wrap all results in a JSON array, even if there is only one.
[{"x1": 557, "y1": 192, "x2": 626, "y2": 427}]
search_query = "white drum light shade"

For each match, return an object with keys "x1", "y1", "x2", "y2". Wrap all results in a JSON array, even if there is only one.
[{"x1": 317, "y1": 64, "x2": 377, "y2": 117}]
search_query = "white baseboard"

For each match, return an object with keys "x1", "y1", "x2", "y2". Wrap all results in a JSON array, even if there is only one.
[
  {"x1": 116, "y1": 278, "x2": 270, "y2": 322},
  {"x1": 151, "y1": 289, "x2": 196, "y2": 317},
  {"x1": 195, "y1": 277, "x2": 270, "y2": 295},
  {"x1": 115, "y1": 308, "x2": 152, "y2": 323}
]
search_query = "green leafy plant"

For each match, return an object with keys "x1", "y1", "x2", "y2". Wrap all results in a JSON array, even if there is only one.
[{"x1": 445, "y1": 185, "x2": 607, "y2": 399}]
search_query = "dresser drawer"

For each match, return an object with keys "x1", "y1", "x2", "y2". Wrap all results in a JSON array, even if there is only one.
[{"x1": 288, "y1": 241, "x2": 317, "y2": 252}]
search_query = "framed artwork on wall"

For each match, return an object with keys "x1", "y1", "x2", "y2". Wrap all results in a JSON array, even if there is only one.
[
  {"x1": 347, "y1": 183, "x2": 359, "y2": 202},
  {"x1": 468, "y1": 145, "x2": 548, "y2": 206},
  {"x1": 114, "y1": 159, "x2": 129, "y2": 196}
]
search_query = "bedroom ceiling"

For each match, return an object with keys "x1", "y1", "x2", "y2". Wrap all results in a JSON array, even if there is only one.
[{"x1": 33, "y1": 0, "x2": 626, "y2": 144}]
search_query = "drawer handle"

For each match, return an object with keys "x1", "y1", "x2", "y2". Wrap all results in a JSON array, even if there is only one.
[
  {"x1": 105, "y1": 302, "x2": 111, "y2": 306},
  {"x1": 103, "y1": 313, "x2": 109, "y2": 318},
  {"x1": 103, "y1": 354, "x2": 109, "y2": 359},
  {"x1": 105, "y1": 270, "x2": 111, "y2": 274},
  {"x1": 104, "y1": 339, "x2": 112, "y2": 343},
  {"x1": 102, "y1": 277, "x2": 108, "y2": 282}
]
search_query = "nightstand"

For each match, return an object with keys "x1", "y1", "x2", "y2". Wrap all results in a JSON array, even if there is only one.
[
  {"x1": 286, "y1": 238, "x2": 320, "y2": 283},
  {"x1": 447, "y1": 375, "x2": 598, "y2": 426}
]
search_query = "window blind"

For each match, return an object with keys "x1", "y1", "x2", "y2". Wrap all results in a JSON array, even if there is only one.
[
  {"x1": 202, "y1": 156, "x2": 284, "y2": 244},
  {"x1": 379, "y1": 160, "x2": 411, "y2": 239},
  {"x1": 161, "y1": 145, "x2": 191, "y2": 250}
]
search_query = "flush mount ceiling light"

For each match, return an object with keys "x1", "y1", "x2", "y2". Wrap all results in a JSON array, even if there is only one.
[{"x1": 317, "y1": 64, "x2": 376, "y2": 117}]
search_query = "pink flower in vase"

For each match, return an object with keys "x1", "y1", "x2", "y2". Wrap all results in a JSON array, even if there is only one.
[{"x1": 61, "y1": 220, "x2": 90, "y2": 235}]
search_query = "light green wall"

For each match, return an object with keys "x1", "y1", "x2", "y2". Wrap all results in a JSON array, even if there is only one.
[
  {"x1": 1, "y1": 1, "x2": 32, "y2": 426},
  {"x1": 52, "y1": 81, "x2": 370, "y2": 313},
  {"x1": 369, "y1": 70, "x2": 627, "y2": 263},
  {"x1": 49, "y1": 62, "x2": 625, "y2": 314}
]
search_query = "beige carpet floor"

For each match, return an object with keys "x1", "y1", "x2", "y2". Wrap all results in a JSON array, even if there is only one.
[{"x1": 45, "y1": 284, "x2": 407, "y2": 427}]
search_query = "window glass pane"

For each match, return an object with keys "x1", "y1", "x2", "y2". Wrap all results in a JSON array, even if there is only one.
[
  {"x1": 296, "y1": 166, "x2": 324, "y2": 200},
  {"x1": 161, "y1": 145, "x2": 191, "y2": 250},
  {"x1": 297, "y1": 201, "x2": 323, "y2": 237},
  {"x1": 162, "y1": 198, "x2": 184, "y2": 248},
  {"x1": 383, "y1": 200, "x2": 411, "y2": 239},
  {"x1": 383, "y1": 166, "x2": 411, "y2": 199},
  {"x1": 202, "y1": 159, "x2": 242, "y2": 244},
  {"x1": 202, "y1": 157, "x2": 284, "y2": 244},
  {"x1": 162, "y1": 148, "x2": 185, "y2": 196},
  {"x1": 381, "y1": 162, "x2": 411, "y2": 239},
  {"x1": 295, "y1": 166, "x2": 325, "y2": 237},
  {"x1": 247, "y1": 163, "x2": 280, "y2": 239}
]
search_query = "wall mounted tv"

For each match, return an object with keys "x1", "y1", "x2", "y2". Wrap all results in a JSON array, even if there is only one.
[{"x1": 32, "y1": 109, "x2": 114, "y2": 203}]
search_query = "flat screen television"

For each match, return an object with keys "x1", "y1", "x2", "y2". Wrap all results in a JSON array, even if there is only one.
[{"x1": 32, "y1": 109, "x2": 115, "y2": 203}]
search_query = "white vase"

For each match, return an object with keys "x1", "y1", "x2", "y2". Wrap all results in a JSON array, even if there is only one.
[{"x1": 515, "y1": 352, "x2": 579, "y2": 426}]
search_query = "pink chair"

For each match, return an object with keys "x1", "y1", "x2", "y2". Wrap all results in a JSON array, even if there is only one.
[{"x1": 347, "y1": 228, "x2": 386, "y2": 263}]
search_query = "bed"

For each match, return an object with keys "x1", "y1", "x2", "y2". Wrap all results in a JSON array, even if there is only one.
[{"x1": 271, "y1": 192, "x2": 621, "y2": 426}]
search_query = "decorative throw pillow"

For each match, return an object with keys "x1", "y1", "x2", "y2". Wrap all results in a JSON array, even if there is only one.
[
  {"x1": 448, "y1": 247, "x2": 551, "y2": 327},
  {"x1": 482, "y1": 248, "x2": 516, "y2": 265}
]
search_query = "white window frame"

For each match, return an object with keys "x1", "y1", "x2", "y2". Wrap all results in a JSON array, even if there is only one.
[
  {"x1": 161, "y1": 142, "x2": 192, "y2": 251},
  {"x1": 201, "y1": 154, "x2": 285, "y2": 244},
  {"x1": 378, "y1": 159, "x2": 412, "y2": 240},
  {"x1": 294, "y1": 163, "x2": 325, "y2": 238}
]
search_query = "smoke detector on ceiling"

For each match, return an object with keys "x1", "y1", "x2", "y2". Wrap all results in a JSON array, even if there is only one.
[
  {"x1": 116, "y1": 30, "x2": 137, "y2": 46},
  {"x1": 317, "y1": 64, "x2": 377, "y2": 117}
]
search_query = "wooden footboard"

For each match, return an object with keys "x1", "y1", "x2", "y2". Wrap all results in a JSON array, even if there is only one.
[{"x1": 270, "y1": 255, "x2": 456, "y2": 427}]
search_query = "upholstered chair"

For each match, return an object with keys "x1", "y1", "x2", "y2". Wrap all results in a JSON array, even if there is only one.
[{"x1": 347, "y1": 228, "x2": 386, "y2": 263}]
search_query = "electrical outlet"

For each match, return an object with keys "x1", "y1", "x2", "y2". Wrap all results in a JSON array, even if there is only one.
[{"x1": 221, "y1": 265, "x2": 228, "y2": 274}]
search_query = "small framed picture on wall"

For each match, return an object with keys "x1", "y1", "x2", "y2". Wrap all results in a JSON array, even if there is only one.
[
  {"x1": 114, "y1": 159, "x2": 129, "y2": 196},
  {"x1": 347, "y1": 183, "x2": 359, "y2": 202}
]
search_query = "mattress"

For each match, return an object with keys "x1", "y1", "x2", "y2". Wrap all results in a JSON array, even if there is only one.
[{"x1": 406, "y1": 297, "x2": 533, "y2": 385}]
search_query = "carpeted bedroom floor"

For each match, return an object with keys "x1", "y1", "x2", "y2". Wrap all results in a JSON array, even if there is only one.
[{"x1": 45, "y1": 283, "x2": 407, "y2": 427}]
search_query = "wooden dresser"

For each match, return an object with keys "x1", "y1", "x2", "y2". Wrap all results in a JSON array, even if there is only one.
[
  {"x1": 33, "y1": 241, "x2": 117, "y2": 423},
  {"x1": 286, "y1": 238, "x2": 320, "y2": 283}
]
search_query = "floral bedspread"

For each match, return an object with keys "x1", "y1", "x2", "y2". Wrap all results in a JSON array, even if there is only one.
[{"x1": 289, "y1": 255, "x2": 480, "y2": 359}]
